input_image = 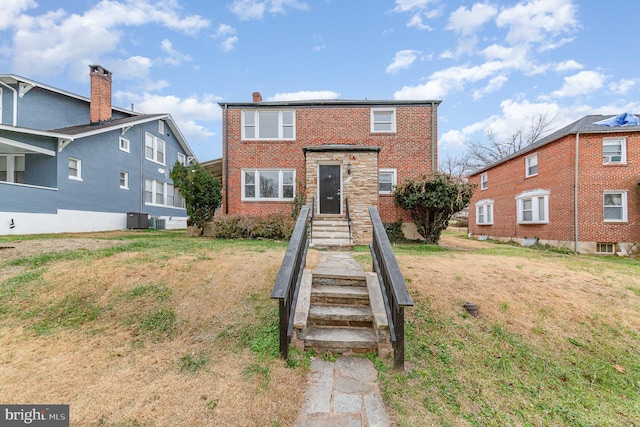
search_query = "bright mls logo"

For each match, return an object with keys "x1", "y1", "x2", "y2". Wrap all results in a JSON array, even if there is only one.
[{"x1": 0, "y1": 405, "x2": 69, "y2": 426}]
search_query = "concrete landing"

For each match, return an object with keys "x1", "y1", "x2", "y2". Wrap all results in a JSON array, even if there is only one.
[{"x1": 293, "y1": 356, "x2": 391, "y2": 427}]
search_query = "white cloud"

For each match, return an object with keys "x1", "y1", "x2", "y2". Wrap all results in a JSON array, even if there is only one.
[
  {"x1": 446, "y1": 3, "x2": 497, "y2": 37},
  {"x1": 496, "y1": 0, "x2": 578, "y2": 46},
  {"x1": 473, "y1": 75, "x2": 508, "y2": 100},
  {"x1": 267, "y1": 91, "x2": 340, "y2": 101},
  {"x1": 386, "y1": 50, "x2": 421, "y2": 74},
  {"x1": 269, "y1": 0, "x2": 308, "y2": 14},
  {"x1": 407, "y1": 14, "x2": 432, "y2": 31},
  {"x1": 555, "y1": 59, "x2": 583, "y2": 72},
  {"x1": 0, "y1": 0, "x2": 37, "y2": 30},
  {"x1": 229, "y1": 0, "x2": 307, "y2": 20},
  {"x1": 213, "y1": 24, "x2": 238, "y2": 52},
  {"x1": 609, "y1": 78, "x2": 637, "y2": 95},
  {"x1": 393, "y1": 0, "x2": 433, "y2": 13},
  {"x1": 161, "y1": 39, "x2": 192, "y2": 66},
  {"x1": 551, "y1": 70, "x2": 606, "y2": 98}
]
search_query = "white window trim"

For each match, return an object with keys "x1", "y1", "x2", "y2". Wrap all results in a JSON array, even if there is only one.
[
  {"x1": 177, "y1": 153, "x2": 186, "y2": 166},
  {"x1": 602, "y1": 137, "x2": 627, "y2": 164},
  {"x1": 475, "y1": 199, "x2": 494, "y2": 225},
  {"x1": 525, "y1": 153, "x2": 538, "y2": 178},
  {"x1": 0, "y1": 154, "x2": 25, "y2": 183},
  {"x1": 145, "y1": 132, "x2": 166, "y2": 165},
  {"x1": 119, "y1": 136, "x2": 130, "y2": 153},
  {"x1": 370, "y1": 108, "x2": 397, "y2": 133},
  {"x1": 159, "y1": 120, "x2": 165, "y2": 135},
  {"x1": 379, "y1": 168, "x2": 397, "y2": 194},
  {"x1": 596, "y1": 243, "x2": 616, "y2": 254},
  {"x1": 69, "y1": 157, "x2": 82, "y2": 181},
  {"x1": 516, "y1": 189, "x2": 549, "y2": 224},
  {"x1": 603, "y1": 190, "x2": 628, "y2": 222},
  {"x1": 120, "y1": 171, "x2": 129, "y2": 190},
  {"x1": 241, "y1": 110, "x2": 296, "y2": 140},
  {"x1": 241, "y1": 169, "x2": 296, "y2": 201},
  {"x1": 480, "y1": 172, "x2": 488, "y2": 190}
]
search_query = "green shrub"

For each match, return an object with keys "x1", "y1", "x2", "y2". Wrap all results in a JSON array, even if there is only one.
[{"x1": 210, "y1": 214, "x2": 294, "y2": 240}]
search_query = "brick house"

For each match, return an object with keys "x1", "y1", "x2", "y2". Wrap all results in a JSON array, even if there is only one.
[
  {"x1": 219, "y1": 93, "x2": 440, "y2": 244},
  {"x1": 467, "y1": 114, "x2": 640, "y2": 254}
]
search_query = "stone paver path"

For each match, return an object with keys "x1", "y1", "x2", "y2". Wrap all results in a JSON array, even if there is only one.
[{"x1": 293, "y1": 356, "x2": 391, "y2": 427}]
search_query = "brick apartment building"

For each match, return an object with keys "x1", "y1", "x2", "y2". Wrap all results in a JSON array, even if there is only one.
[
  {"x1": 218, "y1": 93, "x2": 440, "y2": 244},
  {"x1": 468, "y1": 114, "x2": 640, "y2": 254}
]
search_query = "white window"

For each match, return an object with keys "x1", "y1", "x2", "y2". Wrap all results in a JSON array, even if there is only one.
[
  {"x1": 475, "y1": 199, "x2": 494, "y2": 225},
  {"x1": 242, "y1": 169, "x2": 295, "y2": 201},
  {"x1": 516, "y1": 189, "x2": 549, "y2": 224},
  {"x1": 525, "y1": 154, "x2": 538, "y2": 177},
  {"x1": 602, "y1": 138, "x2": 626, "y2": 164},
  {"x1": 120, "y1": 171, "x2": 129, "y2": 189},
  {"x1": 159, "y1": 120, "x2": 165, "y2": 134},
  {"x1": 379, "y1": 168, "x2": 397, "y2": 194},
  {"x1": 480, "y1": 173, "x2": 488, "y2": 190},
  {"x1": 145, "y1": 178, "x2": 170, "y2": 205},
  {"x1": 69, "y1": 157, "x2": 82, "y2": 181},
  {"x1": 242, "y1": 110, "x2": 295, "y2": 140},
  {"x1": 371, "y1": 108, "x2": 396, "y2": 133},
  {"x1": 145, "y1": 132, "x2": 166, "y2": 165},
  {"x1": 0, "y1": 155, "x2": 25, "y2": 184},
  {"x1": 604, "y1": 191, "x2": 627, "y2": 222},
  {"x1": 596, "y1": 243, "x2": 615, "y2": 254},
  {"x1": 177, "y1": 153, "x2": 186, "y2": 166},
  {"x1": 167, "y1": 184, "x2": 185, "y2": 208},
  {"x1": 119, "y1": 137, "x2": 130, "y2": 153}
]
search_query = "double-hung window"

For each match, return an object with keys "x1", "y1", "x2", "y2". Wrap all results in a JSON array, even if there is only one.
[
  {"x1": 516, "y1": 189, "x2": 549, "y2": 224},
  {"x1": 0, "y1": 155, "x2": 25, "y2": 184},
  {"x1": 371, "y1": 108, "x2": 396, "y2": 133},
  {"x1": 603, "y1": 191, "x2": 627, "y2": 222},
  {"x1": 602, "y1": 138, "x2": 626, "y2": 164},
  {"x1": 242, "y1": 110, "x2": 295, "y2": 140},
  {"x1": 242, "y1": 169, "x2": 295, "y2": 201},
  {"x1": 119, "y1": 137, "x2": 130, "y2": 153},
  {"x1": 525, "y1": 154, "x2": 538, "y2": 177},
  {"x1": 119, "y1": 171, "x2": 129, "y2": 189},
  {"x1": 177, "y1": 153, "x2": 187, "y2": 166},
  {"x1": 475, "y1": 199, "x2": 494, "y2": 225},
  {"x1": 379, "y1": 168, "x2": 397, "y2": 194},
  {"x1": 145, "y1": 179, "x2": 165, "y2": 205},
  {"x1": 145, "y1": 132, "x2": 166, "y2": 165},
  {"x1": 69, "y1": 158, "x2": 82, "y2": 181},
  {"x1": 480, "y1": 173, "x2": 488, "y2": 190}
]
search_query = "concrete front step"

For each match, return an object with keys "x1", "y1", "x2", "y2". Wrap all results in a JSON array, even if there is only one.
[
  {"x1": 311, "y1": 284, "x2": 370, "y2": 305},
  {"x1": 304, "y1": 326, "x2": 378, "y2": 354},
  {"x1": 308, "y1": 304, "x2": 374, "y2": 328}
]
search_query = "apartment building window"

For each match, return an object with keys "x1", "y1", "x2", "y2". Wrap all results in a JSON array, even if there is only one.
[
  {"x1": 516, "y1": 189, "x2": 549, "y2": 224},
  {"x1": 379, "y1": 168, "x2": 397, "y2": 194},
  {"x1": 0, "y1": 155, "x2": 25, "y2": 183},
  {"x1": 242, "y1": 110, "x2": 295, "y2": 140},
  {"x1": 69, "y1": 158, "x2": 82, "y2": 181},
  {"x1": 119, "y1": 137, "x2": 130, "y2": 153},
  {"x1": 603, "y1": 191, "x2": 627, "y2": 222},
  {"x1": 480, "y1": 173, "x2": 488, "y2": 190},
  {"x1": 475, "y1": 199, "x2": 494, "y2": 225},
  {"x1": 242, "y1": 169, "x2": 295, "y2": 201},
  {"x1": 602, "y1": 138, "x2": 626, "y2": 164},
  {"x1": 145, "y1": 132, "x2": 166, "y2": 165},
  {"x1": 371, "y1": 108, "x2": 396, "y2": 133},
  {"x1": 119, "y1": 171, "x2": 129, "y2": 189},
  {"x1": 525, "y1": 154, "x2": 538, "y2": 177}
]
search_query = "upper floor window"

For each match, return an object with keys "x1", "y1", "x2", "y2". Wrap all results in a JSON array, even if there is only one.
[
  {"x1": 242, "y1": 110, "x2": 295, "y2": 140},
  {"x1": 379, "y1": 168, "x2": 397, "y2": 194},
  {"x1": 604, "y1": 191, "x2": 627, "y2": 222},
  {"x1": 145, "y1": 132, "x2": 166, "y2": 165},
  {"x1": 371, "y1": 108, "x2": 396, "y2": 133},
  {"x1": 159, "y1": 120, "x2": 165, "y2": 134},
  {"x1": 242, "y1": 169, "x2": 295, "y2": 201},
  {"x1": 516, "y1": 189, "x2": 549, "y2": 224},
  {"x1": 476, "y1": 199, "x2": 494, "y2": 225},
  {"x1": 0, "y1": 155, "x2": 25, "y2": 184},
  {"x1": 120, "y1": 171, "x2": 129, "y2": 190},
  {"x1": 602, "y1": 138, "x2": 626, "y2": 164},
  {"x1": 119, "y1": 137, "x2": 130, "y2": 153},
  {"x1": 480, "y1": 173, "x2": 488, "y2": 190},
  {"x1": 525, "y1": 154, "x2": 538, "y2": 177},
  {"x1": 177, "y1": 153, "x2": 187, "y2": 166},
  {"x1": 69, "y1": 157, "x2": 82, "y2": 181}
]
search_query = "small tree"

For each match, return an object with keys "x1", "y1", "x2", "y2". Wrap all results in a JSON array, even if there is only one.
[
  {"x1": 170, "y1": 161, "x2": 222, "y2": 231},
  {"x1": 394, "y1": 173, "x2": 475, "y2": 244}
]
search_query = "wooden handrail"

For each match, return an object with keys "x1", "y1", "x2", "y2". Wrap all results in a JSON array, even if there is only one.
[
  {"x1": 368, "y1": 206, "x2": 413, "y2": 370},
  {"x1": 271, "y1": 204, "x2": 310, "y2": 359}
]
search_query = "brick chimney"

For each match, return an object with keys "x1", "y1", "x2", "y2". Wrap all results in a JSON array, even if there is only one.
[
  {"x1": 252, "y1": 91, "x2": 262, "y2": 102},
  {"x1": 89, "y1": 65, "x2": 113, "y2": 124}
]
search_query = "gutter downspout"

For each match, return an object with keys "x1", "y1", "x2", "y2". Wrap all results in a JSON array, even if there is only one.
[
  {"x1": 574, "y1": 133, "x2": 580, "y2": 253},
  {"x1": 431, "y1": 101, "x2": 435, "y2": 171},
  {"x1": 0, "y1": 81, "x2": 18, "y2": 126},
  {"x1": 223, "y1": 104, "x2": 229, "y2": 215}
]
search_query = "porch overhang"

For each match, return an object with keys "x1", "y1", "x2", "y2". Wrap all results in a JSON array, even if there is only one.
[{"x1": 0, "y1": 136, "x2": 55, "y2": 156}]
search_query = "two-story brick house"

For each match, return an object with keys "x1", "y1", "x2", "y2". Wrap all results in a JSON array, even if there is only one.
[
  {"x1": 468, "y1": 114, "x2": 640, "y2": 254},
  {"x1": 219, "y1": 93, "x2": 440, "y2": 244}
]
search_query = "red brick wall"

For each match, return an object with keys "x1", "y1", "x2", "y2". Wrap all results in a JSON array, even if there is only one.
[
  {"x1": 468, "y1": 132, "x2": 640, "y2": 248},
  {"x1": 222, "y1": 103, "x2": 437, "y2": 223}
]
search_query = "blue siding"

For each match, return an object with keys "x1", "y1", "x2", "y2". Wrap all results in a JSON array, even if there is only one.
[
  {"x1": 1, "y1": 182, "x2": 58, "y2": 213},
  {"x1": 17, "y1": 86, "x2": 91, "y2": 130},
  {"x1": 26, "y1": 154, "x2": 57, "y2": 187}
]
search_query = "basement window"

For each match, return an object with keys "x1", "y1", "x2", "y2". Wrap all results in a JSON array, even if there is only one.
[{"x1": 596, "y1": 243, "x2": 615, "y2": 254}]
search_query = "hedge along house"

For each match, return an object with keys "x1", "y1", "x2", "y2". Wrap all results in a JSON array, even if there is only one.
[
  {"x1": 467, "y1": 113, "x2": 640, "y2": 254},
  {"x1": 0, "y1": 65, "x2": 196, "y2": 235},
  {"x1": 219, "y1": 93, "x2": 440, "y2": 244}
]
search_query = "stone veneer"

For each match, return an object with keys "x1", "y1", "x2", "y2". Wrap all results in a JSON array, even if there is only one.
[{"x1": 304, "y1": 146, "x2": 380, "y2": 244}]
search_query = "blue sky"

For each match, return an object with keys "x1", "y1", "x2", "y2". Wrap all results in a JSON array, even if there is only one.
[{"x1": 1, "y1": 0, "x2": 638, "y2": 163}]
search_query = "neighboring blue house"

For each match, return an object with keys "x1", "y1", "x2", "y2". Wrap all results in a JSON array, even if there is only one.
[{"x1": 0, "y1": 65, "x2": 196, "y2": 235}]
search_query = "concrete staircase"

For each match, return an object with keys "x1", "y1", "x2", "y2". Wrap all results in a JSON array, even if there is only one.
[
  {"x1": 310, "y1": 216, "x2": 353, "y2": 249},
  {"x1": 292, "y1": 252, "x2": 391, "y2": 357}
]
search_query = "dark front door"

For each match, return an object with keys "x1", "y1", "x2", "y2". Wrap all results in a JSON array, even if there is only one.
[{"x1": 319, "y1": 165, "x2": 341, "y2": 214}]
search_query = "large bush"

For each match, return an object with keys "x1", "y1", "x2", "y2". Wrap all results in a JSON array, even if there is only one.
[
  {"x1": 170, "y1": 162, "x2": 221, "y2": 231},
  {"x1": 209, "y1": 214, "x2": 295, "y2": 240}
]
